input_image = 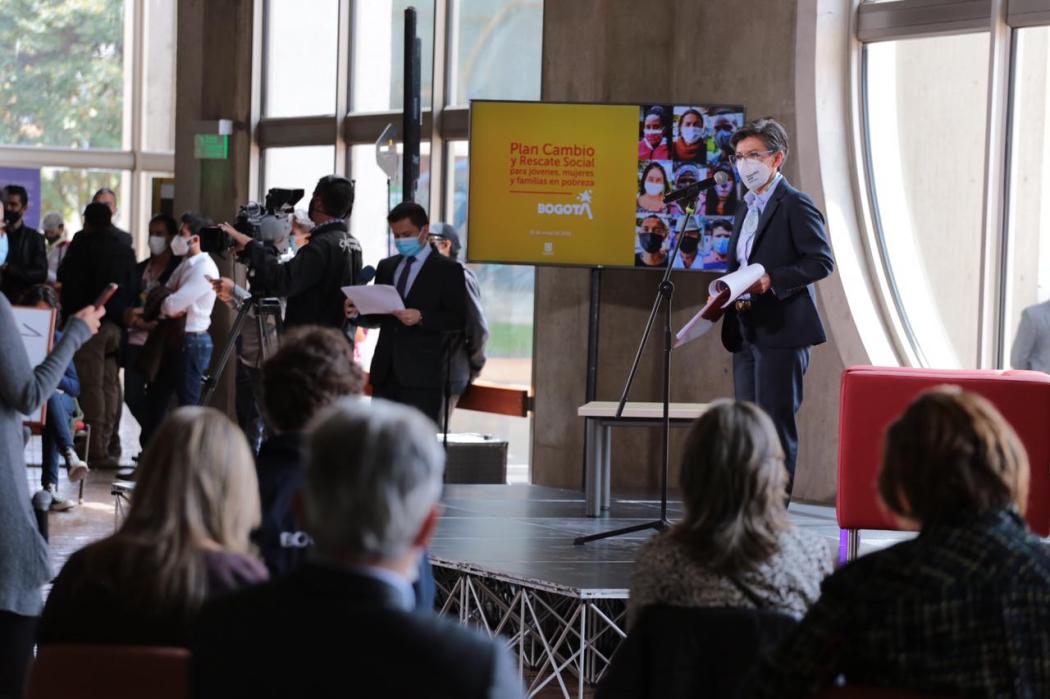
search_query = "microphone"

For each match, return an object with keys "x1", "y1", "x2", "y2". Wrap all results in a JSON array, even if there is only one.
[
  {"x1": 359, "y1": 265, "x2": 376, "y2": 284},
  {"x1": 663, "y1": 169, "x2": 730, "y2": 204}
]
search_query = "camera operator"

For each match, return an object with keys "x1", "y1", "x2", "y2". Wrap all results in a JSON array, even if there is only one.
[{"x1": 222, "y1": 175, "x2": 361, "y2": 331}]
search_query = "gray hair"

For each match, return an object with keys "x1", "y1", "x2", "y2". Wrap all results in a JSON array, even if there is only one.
[
  {"x1": 303, "y1": 397, "x2": 444, "y2": 560},
  {"x1": 41, "y1": 212, "x2": 64, "y2": 231}
]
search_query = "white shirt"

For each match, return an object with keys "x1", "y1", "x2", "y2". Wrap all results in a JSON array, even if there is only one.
[
  {"x1": 736, "y1": 173, "x2": 783, "y2": 267},
  {"x1": 736, "y1": 174, "x2": 782, "y2": 300},
  {"x1": 162, "y1": 252, "x2": 219, "y2": 333}
]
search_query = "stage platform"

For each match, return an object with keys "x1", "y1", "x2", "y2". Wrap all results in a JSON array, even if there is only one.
[{"x1": 429, "y1": 484, "x2": 903, "y2": 699}]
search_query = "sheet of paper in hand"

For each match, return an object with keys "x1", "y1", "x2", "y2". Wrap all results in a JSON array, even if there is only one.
[
  {"x1": 674, "y1": 263, "x2": 766, "y2": 348},
  {"x1": 341, "y1": 284, "x2": 406, "y2": 316}
]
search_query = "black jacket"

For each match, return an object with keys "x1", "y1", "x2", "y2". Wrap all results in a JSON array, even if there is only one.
[
  {"x1": 721, "y1": 178, "x2": 834, "y2": 352},
  {"x1": 253, "y1": 432, "x2": 308, "y2": 578},
  {"x1": 598, "y1": 605, "x2": 798, "y2": 699},
  {"x1": 191, "y1": 563, "x2": 524, "y2": 699},
  {"x1": 1, "y1": 224, "x2": 47, "y2": 303},
  {"x1": 57, "y1": 227, "x2": 137, "y2": 326},
  {"x1": 245, "y1": 219, "x2": 362, "y2": 329},
  {"x1": 360, "y1": 247, "x2": 467, "y2": 389}
]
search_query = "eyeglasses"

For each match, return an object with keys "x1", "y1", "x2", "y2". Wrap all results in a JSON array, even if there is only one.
[{"x1": 729, "y1": 149, "x2": 775, "y2": 165}]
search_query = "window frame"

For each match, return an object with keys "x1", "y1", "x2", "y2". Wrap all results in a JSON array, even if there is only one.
[
  {"x1": 0, "y1": 0, "x2": 176, "y2": 252},
  {"x1": 855, "y1": 0, "x2": 1049, "y2": 368}
]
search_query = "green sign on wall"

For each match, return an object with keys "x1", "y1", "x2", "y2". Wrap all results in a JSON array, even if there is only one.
[{"x1": 194, "y1": 134, "x2": 229, "y2": 160}]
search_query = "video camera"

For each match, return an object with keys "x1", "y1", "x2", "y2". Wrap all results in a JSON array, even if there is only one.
[{"x1": 199, "y1": 187, "x2": 304, "y2": 254}]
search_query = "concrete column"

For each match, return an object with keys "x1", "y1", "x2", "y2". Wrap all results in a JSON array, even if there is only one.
[
  {"x1": 535, "y1": 0, "x2": 845, "y2": 501},
  {"x1": 174, "y1": 0, "x2": 256, "y2": 416}
]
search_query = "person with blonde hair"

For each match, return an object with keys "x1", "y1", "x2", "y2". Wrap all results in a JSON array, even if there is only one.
[
  {"x1": 628, "y1": 400, "x2": 833, "y2": 626},
  {"x1": 37, "y1": 407, "x2": 267, "y2": 646},
  {"x1": 750, "y1": 387, "x2": 1050, "y2": 698}
]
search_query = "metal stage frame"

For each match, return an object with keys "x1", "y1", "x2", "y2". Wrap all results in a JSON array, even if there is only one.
[
  {"x1": 429, "y1": 483, "x2": 851, "y2": 699},
  {"x1": 433, "y1": 558, "x2": 627, "y2": 698}
]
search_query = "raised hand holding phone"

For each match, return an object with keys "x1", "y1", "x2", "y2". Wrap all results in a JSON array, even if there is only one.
[{"x1": 93, "y1": 282, "x2": 119, "y2": 309}]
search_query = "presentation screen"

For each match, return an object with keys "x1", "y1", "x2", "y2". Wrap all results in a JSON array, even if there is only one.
[{"x1": 467, "y1": 100, "x2": 745, "y2": 271}]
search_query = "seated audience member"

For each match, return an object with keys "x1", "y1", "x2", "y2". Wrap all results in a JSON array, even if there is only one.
[
  {"x1": 254, "y1": 326, "x2": 437, "y2": 610},
  {"x1": 37, "y1": 407, "x2": 266, "y2": 647},
  {"x1": 748, "y1": 387, "x2": 1050, "y2": 698},
  {"x1": 20, "y1": 285, "x2": 89, "y2": 511},
  {"x1": 629, "y1": 400, "x2": 833, "y2": 627},
  {"x1": 192, "y1": 398, "x2": 524, "y2": 699},
  {"x1": 254, "y1": 325, "x2": 365, "y2": 577}
]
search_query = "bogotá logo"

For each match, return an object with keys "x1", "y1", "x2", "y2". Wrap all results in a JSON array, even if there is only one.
[{"x1": 537, "y1": 190, "x2": 593, "y2": 220}]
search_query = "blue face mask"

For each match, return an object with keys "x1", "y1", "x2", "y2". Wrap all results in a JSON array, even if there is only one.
[
  {"x1": 713, "y1": 237, "x2": 731, "y2": 256},
  {"x1": 395, "y1": 237, "x2": 423, "y2": 257}
]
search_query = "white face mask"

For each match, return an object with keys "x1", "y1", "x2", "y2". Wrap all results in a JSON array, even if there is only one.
[
  {"x1": 643, "y1": 181, "x2": 664, "y2": 197},
  {"x1": 148, "y1": 235, "x2": 168, "y2": 256},
  {"x1": 643, "y1": 127, "x2": 663, "y2": 145},
  {"x1": 680, "y1": 125, "x2": 703, "y2": 145},
  {"x1": 736, "y1": 158, "x2": 774, "y2": 192},
  {"x1": 170, "y1": 235, "x2": 190, "y2": 256}
]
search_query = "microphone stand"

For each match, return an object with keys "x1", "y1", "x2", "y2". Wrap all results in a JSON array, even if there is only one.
[{"x1": 574, "y1": 191, "x2": 701, "y2": 545}]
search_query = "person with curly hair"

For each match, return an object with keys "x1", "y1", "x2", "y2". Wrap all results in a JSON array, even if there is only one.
[{"x1": 254, "y1": 325, "x2": 365, "y2": 578}]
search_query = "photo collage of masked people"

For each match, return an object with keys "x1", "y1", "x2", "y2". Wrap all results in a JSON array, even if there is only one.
[{"x1": 635, "y1": 104, "x2": 745, "y2": 270}]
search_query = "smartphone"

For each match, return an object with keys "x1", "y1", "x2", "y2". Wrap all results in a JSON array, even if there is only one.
[{"x1": 94, "y1": 283, "x2": 119, "y2": 309}]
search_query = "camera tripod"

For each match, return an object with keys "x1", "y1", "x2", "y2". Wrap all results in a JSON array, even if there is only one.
[{"x1": 200, "y1": 293, "x2": 283, "y2": 407}]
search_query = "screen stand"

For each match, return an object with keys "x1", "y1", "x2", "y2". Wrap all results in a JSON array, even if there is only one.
[{"x1": 573, "y1": 195, "x2": 699, "y2": 545}]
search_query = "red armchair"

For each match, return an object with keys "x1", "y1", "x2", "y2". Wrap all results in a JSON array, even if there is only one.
[{"x1": 836, "y1": 366, "x2": 1050, "y2": 560}]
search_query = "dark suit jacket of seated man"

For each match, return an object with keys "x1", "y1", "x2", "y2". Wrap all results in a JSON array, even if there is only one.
[
  {"x1": 720, "y1": 119, "x2": 834, "y2": 497},
  {"x1": 357, "y1": 241, "x2": 467, "y2": 425},
  {"x1": 191, "y1": 397, "x2": 523, "y2": 699}
]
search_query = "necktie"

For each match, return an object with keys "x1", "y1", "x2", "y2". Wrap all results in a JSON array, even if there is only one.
[{"x1": 396, "y1": 256, "x2": 416, "y2": 298}]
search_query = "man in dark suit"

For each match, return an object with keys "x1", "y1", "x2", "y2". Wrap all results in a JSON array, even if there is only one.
[
  {"x1": 0, "y1": 185, "x2": 47, "y2": 303},
  {"x1": 347, "y1": 202, "x2": 466, "y2": 425},
  {"x1": 192, "y1": 397, "x2": 524, "y2": 699},
  {"x1": 720, "y1": 118, "x2": 834, "y2": 496}
]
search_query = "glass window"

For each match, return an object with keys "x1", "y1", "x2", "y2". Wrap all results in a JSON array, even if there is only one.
[
  {"x1": 444, "y1": 140, "x2": 533, "y2": 472},
  {"x1": 448, "y1": 0, "x2": 543, "y2": 105},
  {"x1": 865, "y1": 33, "x2": 990, "y2": 368},
  {"x1": 263, "y1": 0, "x2": 340, "y2": 117},
  {"x1": 40, "y1": 168, "x2": 127, "y2": 233},
  {"x1": 261, "y1": 146, "x2": 337, "y2": 201},
  {"x1": 0, "y1": 0, "x2": 126, "y2": 148},
  {"x1": 143, "y1": 0, "x2": 177, "y2": 151},
  {"x1": 1005, "y1": 26, "x2": 1050, "y2": 369},
  {"x1": 351, "y1": 0, "x2": 435, "y2": 112},
  {"x1": 349, "y1": 142, "x2": 431, "y2": 267}
]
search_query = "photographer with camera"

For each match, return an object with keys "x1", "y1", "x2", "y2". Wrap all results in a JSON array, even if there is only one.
[{"x1": 222, "y1": 175, "x2": 361, "y2": 331}]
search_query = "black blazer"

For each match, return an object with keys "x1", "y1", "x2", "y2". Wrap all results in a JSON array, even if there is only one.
[
  {"x1": 57, "y1": 226, "x2": 137, "y2": 326},
  {"x1": 191, "y1": 563, "x2": 524, "y2": 699},
  {"x1": 246, "y1": 220, "x2": 363, "y2": 330},
  {"x1": 0, "y1": 224, "x2": 47, "y2": 303},
  {"x1": 363, "y1": 247, "x2": 467, "y2": 390},
  {"x1": 720, "y1": 178, "x2": 834, "y2": 352},
  {"x1": 597, "y1": 605, "x2": 798, "y2": 699}
]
